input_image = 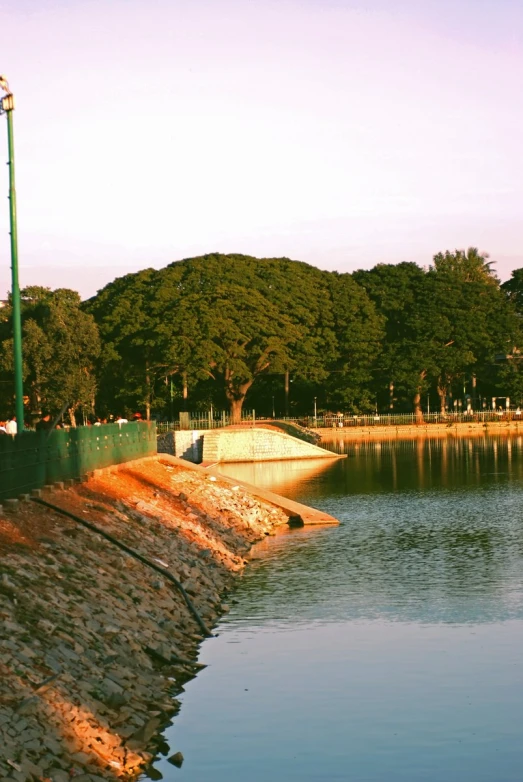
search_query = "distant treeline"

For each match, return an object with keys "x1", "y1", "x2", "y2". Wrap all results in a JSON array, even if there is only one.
[{"x1": 1, "y1": 251, "x2": 522, "y2": 424}]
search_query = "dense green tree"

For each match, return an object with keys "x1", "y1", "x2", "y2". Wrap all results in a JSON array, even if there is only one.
[
  {"x1": 179, "y1": 282, "x2": 300, "y2": 423},
  {"x1": 355, "y1": 250, "x2": 521, "y2": 417},
  {"x1": 87, "y1": 254, "x2": 382, "y2": 420},
  {"x1": 0, "y1": 287, "x2": 100, "y2": 425},
  {"x1": 501, "y1": 268, "x2": 523, "y2": 313},
  {"x1": 81, "y1": 249, "x2": 523, "y2": 421},
  {"x1": 85, "y1": 269, "x2": 179, "y2": 418},
  {"x1": 353, "y1": 262, "x2": 430, "y2": 415},
  {"x1": 325, "y1": 272, "x2": 384, "y2": 412},
  {"x1": 427, "y1": 248, "x2": 519, "y2": 412},
  {"x1": 87, "y1": 259, "x2": 300, "y2": 421},
  {"x1": 498, "y1": 267, "x2": 523, "y2": 404}
]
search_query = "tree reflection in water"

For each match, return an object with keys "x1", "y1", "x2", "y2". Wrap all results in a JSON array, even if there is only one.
[{"x1": 219, "y1": 436, "x2": 523, "y2": 626}]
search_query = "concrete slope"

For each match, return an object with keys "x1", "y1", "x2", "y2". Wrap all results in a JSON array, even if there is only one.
[
  {"x1": 157, "y1": 454, "x2": 340, "y2": 526},
  {"x1": 201, "y1": 427, "x2": 343, "y2": 464}
]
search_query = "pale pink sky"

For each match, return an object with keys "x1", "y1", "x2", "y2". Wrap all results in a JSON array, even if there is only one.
[{"x1": 1, "y1": 0, "x2": 522, "y2": 298}]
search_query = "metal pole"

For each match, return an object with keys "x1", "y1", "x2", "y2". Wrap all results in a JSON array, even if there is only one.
[{"x1": 1, "y1": 82, "x2": 24, "y2": 430}]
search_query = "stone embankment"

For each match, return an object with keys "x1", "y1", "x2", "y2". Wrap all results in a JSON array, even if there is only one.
[
  {"x1": 0, "y1": 457, "x2": 289, "y2": 781},
  {"x1": 158, "y1": 427, "x2": 340, "y2": 464},
  {"x1": 317, "y1": 420, "x2": 523, "y2": 441}
]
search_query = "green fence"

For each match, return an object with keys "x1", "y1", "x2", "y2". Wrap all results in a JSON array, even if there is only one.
[{"x1": 0, "y1": 421, "x2": 157, "y2": 502}]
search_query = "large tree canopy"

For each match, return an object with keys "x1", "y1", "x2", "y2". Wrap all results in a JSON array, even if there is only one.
[
  {"x1": 353, "y1": 262, "x2": 429, "y2": 414},
  {"x1": 0, "y1": 287, "x2": 100, "y2": 425},
  {"x1": 2, "y1": 250, "x2": 520, "y2": 424},
  {"x1": 498, "y1": 268, "x2": 523, "y2": 402},
  {"x1": 356, "y1": 249, "x2": 521, "y2": 415},
  {"x1": 425, "y1": 248, "x2": 517, "y2": 412},
  {"x1": 502, "y1": 268, "x2": 523, "y2": 313},
  {"x1": 86, "y1": 253, "x2": 383, "y2": 420}
]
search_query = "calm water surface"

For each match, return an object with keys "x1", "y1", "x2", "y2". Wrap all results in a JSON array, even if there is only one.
[{"x1": 147, "y1": 436, "x2": 523, "y2": 782}]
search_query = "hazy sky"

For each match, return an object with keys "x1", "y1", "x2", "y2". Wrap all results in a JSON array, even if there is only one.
[{"x1": 1, "y1": 0, "x2": 522, "y2": 298}]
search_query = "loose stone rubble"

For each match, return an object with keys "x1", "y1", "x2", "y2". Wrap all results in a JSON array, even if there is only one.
[{"x1": 0, "y1": 458, "x2": 289, "y2": 781}]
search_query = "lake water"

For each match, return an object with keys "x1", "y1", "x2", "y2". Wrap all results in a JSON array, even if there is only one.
[{"x1": 146, "y1": 436, "x2": 523, "y2": 782}]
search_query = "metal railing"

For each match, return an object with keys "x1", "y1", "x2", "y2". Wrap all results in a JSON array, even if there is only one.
[
  {"x1": 0, "y1": 421, "x2": 157, "y2": 502},
  {"x1": 156, "y1": 410, "x2": 523, "y2": 434},
  {"x1": 156, "y1": 411, "x2": 257, "y2": 432},
  {"x1": 309, "y1": 411, "x2": 523, "y2": 428}
]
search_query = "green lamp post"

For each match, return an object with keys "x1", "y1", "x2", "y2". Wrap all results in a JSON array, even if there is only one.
[{"x1": 0, "y1": 76, "x2": 24, "y2": 431}]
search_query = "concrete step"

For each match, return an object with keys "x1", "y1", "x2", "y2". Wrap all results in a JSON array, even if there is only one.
[{"x1": 201, "y1": 432, "x2": 220, "y2": 463}]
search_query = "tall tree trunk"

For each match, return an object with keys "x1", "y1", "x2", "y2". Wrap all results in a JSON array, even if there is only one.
[
  {"x1": 226, "y1": 380, "x2": 253, "y2": 425},
  {"x1": 229, "y1": 397, "x2": 244, "y2": 425},
  {"x1": 32, "y1": 377, "x2": 42, "y2": 417},
  {"x1": 413, "y1": 391, "x2": 423, "y2": 422},
  {"x1": 437, "y1": 381, "x2": 447, "y2": 414},
  {"x1": 284, "y1": 370, "x2": 290, "y2": 417},
  {"x1": 145, "y1": 363, "x2": 151, "y2": 421},
  {"x1": 69, "y1": 407, "x2": 77, "y2": 427},
  {"x1": 471, "y1": 374, "x2": 477, "y2": 409},
  {"x1": 182, "y1": 371, "x2": 188, "y2": 411},
  {"x1": 413, "y1": 371, "x2": 426, "y2": 422}
]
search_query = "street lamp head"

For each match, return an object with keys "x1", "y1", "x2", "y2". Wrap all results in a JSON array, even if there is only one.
[{"x1": 0, "y1": 75, "x2": 10, "y2": 94}]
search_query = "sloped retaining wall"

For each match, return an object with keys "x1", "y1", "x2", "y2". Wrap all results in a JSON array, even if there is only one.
[
  {"x1": 157, "y1": 431, "x2": 203, "y2": 463},
  {"x1": 201, "y1": 428, "x2": 340, "y2": 464},
  {"x1": 0, "y1": 456, "x2": 290, "y2": 780}
]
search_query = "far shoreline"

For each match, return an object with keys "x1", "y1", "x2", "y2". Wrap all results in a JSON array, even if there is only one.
[{"x1": 316, "y1": 420, "x2": 523, "y2": 442}]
